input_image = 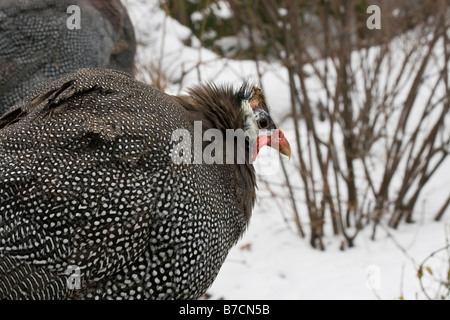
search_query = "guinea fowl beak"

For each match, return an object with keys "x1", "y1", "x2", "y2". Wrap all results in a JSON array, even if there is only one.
[
  {"x1": 252, "y1": 128, "x2": 291, "y2": 162},
  {"x1": 272, "y1": 129, "x2": 291, "y2": 159}
]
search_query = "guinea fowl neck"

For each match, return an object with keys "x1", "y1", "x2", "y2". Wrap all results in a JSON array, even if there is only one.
[
  {"x1": 172, "y1": 84, "x2": 257, "y2": 222},
  {"x1": 172, "y1": 84, "x2": 255, "y2": 164}
]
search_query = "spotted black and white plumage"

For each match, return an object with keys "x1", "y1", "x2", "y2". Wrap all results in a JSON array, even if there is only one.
[
  {"x1": 0, "y1": 0, "x2": 136, "y2": 115},
  {"x1": 0, "y1": 67, "x2": 289, "y2": 300}
]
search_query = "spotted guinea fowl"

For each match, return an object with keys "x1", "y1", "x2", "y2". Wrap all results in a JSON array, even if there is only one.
[
  {"x1": 0, "y1": 0, "x2": 136, "y2": 115},
  {"x1": 0, "y1": 68, "x2": 291, "y2": 299}
]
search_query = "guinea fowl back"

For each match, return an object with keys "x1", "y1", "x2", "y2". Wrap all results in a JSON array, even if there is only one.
[{"x1": 0, "y1": 68, "x2": 254, "y2": 299}]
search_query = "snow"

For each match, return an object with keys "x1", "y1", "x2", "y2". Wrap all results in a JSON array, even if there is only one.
[
  {"x1": 207, "y1": 207, "x2": 450, "y2": 300},
  {"x1": 123, "y1": 0, "x2": 450, "y2": 300}
]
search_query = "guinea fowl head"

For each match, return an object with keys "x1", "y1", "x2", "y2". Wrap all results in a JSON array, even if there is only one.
[
  {"x1": 172, "y1": 82, "x2": 291, "y2": 224},
  {"x1": 173, "y1": 82, "x2": 291, "y2": 164}
]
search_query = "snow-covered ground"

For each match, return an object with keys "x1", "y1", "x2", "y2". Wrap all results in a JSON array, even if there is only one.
[
  {"x1": 123, "y1": 0, "x2": 450, "y2": 300},
  {"x1": 208, "y1": 207, "x2": 449, "y2": 300}
]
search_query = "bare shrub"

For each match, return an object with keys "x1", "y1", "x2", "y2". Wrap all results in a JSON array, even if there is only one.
[{"x1": 226, "y1": 0, "x2": 450, "y2": 250}]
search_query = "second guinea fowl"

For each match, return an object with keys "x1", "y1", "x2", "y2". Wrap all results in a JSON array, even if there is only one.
[
  {"x1": 0, "y1": 68, "x2": 291, "y2": 299},
  {"x1": 0, "y1": 0, "x2": 136, "y2": 115}
]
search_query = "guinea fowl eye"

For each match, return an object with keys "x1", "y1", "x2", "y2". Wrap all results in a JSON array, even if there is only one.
[{"x1": 258, "y1": 118, "x2": 269, "y2": 129}]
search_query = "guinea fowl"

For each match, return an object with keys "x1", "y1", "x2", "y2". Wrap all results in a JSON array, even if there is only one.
[
  {"x1": 0, "y1": 0, "x2": 136, "y2": 115},
  {"x1": 0, "y1": 68, "x2": 291, "y2": 299}
]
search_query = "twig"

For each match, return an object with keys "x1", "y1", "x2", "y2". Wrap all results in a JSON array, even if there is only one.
[{"x1": 417, "y1": 244, "x2": 450, "y2": 300}]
